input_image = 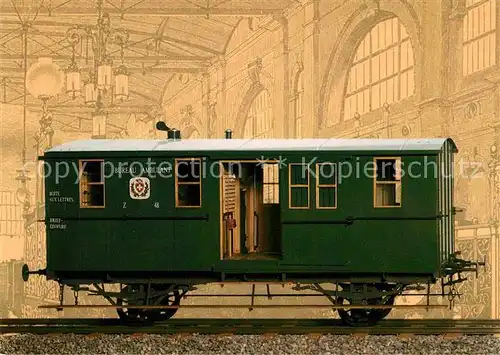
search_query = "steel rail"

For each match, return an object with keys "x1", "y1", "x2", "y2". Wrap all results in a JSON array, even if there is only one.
[
  {"x1": 1, "y1": 318, "x2": 500, "y2": 335},
  {"x1": 37, "y1": 304, "x2": 450, "y2": 310}
]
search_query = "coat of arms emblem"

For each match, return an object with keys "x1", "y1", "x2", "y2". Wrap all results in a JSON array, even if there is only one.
[{"x1": 129, "y1": 177, "x2": 150, "y2": 199}]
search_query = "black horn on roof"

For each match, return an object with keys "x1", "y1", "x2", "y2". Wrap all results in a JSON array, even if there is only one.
[{"x1": 156, "y1": 121, "x2": 171, "y2": 132}]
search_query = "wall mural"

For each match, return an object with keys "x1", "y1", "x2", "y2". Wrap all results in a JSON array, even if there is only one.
[{"x1": 179, "y1": 104, "x2": 201, "y2": 139}]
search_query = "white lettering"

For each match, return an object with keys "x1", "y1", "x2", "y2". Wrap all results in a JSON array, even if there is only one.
[
  {"x1": 115, "y1": 166, "x2": 132, "y2": 174},
  {"x1": 48, "y1": 218, "x2": 66, "y2": 230},
  {"x1": 49, "y1": 224, "x2": 67, "y2": 230},
  {"x1": 115, "y1": 166, "x2": 171, "y2": 174},
  {"x1": 49, "y1": 196, "x2": 75, "y2": 203}
]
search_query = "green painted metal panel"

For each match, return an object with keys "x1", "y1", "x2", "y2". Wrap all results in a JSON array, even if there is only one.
[
  {"x1": 42, "y1": 142, "x2": 447, "y2": 279},
  {"x1": 47, "y1": 220, "x2": 175, "y2": 271},
  {"x1": 173, "y1": 219, "x2": 217, "y2": 270},
  {"x1": 279, "y1": 154, "x2": 439, "y2": 273},
  {"x1": 261, "y1": 204, "x2": 281, "y2": 253},
  {"x1": 280, "y1": 224, "x2": 351, "y2": 266}
]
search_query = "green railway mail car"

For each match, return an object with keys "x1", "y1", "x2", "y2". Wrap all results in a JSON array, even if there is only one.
[{"x1": 23, "y1": 131, "x2": 485, "y2": 326}]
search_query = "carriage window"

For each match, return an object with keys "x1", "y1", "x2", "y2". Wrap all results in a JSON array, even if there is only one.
[
  {"x1": 316, "y1": 163, "x2": 337, "y2": 209},
  {"x1": 263, "y1": 163, "x2": 279, "y2": 204},
  {"x1": 289, "y1": 163, "x2": 310, "y2": 209},
  {"x1": 374, "y1": 157, "x2": 402, "y2": 207},
  {"x1": 176, "y1": 158, "x2": 201, "y2": 208},
  {"x1": 79, "y1": 160, "x2": 105, "y2": 208}
]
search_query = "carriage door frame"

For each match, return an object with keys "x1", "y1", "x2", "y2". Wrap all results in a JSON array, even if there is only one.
[{"x1": 220, "y1": 161, "x2": 241, "y2": 259}]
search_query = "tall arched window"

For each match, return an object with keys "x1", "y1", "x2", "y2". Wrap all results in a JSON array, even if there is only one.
[
  {"x1": 343, "y1": 17, "x2": 415, "y2": 120},
  {"x1": 243, "y1": 89, "x2": 273, "y2": 138},
  {"x1": 463, "y1": 0, "x2": 496, "y2": 75},
  {"x1": 242, "y1": 89, "x2": 276, "y2": 203},
  {"x1": 294, "y1": 72, "x2": 304, "y2": 138}
]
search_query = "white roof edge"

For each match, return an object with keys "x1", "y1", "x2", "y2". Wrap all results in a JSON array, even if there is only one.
[
  {"x1": 400, "y1": 139, "x2": 408, "y2": 151},
  {"x1": 233, "y1": 138, "x2": 253, "y2": 149},
  {"x1": 44, "y1": 138, "x2": 452, "y2": 153}
]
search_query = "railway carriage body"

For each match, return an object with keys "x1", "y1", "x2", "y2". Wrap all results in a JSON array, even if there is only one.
[{"x1": 23, "y1": 134, "x2": 484, "y2": 326}]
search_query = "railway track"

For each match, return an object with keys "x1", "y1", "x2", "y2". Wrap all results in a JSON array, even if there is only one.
[{"x1": 1, "y1": 318, "x2": 500, "y2": 335}]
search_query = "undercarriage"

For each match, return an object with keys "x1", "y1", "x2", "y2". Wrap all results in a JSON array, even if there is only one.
[{"x1": 22, "y1": 251, "x2": 486, "y2": 327}]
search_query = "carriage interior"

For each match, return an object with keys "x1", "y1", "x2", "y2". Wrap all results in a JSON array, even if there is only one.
[{"x1": 220, "y1": 161, "x2": 282, "y2": 260}]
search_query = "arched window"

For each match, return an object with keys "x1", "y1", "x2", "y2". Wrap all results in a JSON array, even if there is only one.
[
  {"x1": 242, "y1": 89, "x2": 276, "y2": 203},
  {"x1": 294, "y1": 72, "x2": 304, "y2": 138},
  {"x1": 343, "y1": 17, "x2": 415, "y2": 120},
  {"x1": 463, "y1": 0, "x2": 496, "y2": 75},
  {"x1": 243, "y1": 89, "x2": 273, "y2": 138}
]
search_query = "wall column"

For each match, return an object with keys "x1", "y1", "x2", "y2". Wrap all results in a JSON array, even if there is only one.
[
  {"x1": 216, "y1": 55, "x2": 227, "y2": 136},
  {"x1": 418, "y1": 0, "x2": 452, "y2": 136},
  {"x1": 489, "y1": 81, "x2": 500, "y2": 318},
  {"x1": 492, "y1": 135, "x2": 500, "y2": 319},
  {"x1": 447, "y1": 0, "x2": 467, "y2": 94},
  {"x1": 200, "y1": 72, "x2": 211, "y2": 138},
  {"x1": 302, "y1": 0, "x2": 320, "y2": 137},
  {"x1": 269, "y1": 15, "x2": 290, "y2": 138}
]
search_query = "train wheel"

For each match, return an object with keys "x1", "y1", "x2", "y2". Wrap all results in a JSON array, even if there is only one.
[
  {"x1": 336, "y1": 295, "x2": 395, "y2": 327},
  {"x1": 116, "y1": 285, "x2": 150, "y2": 325},
  {"x1": 374, "y1": 295, "x2": 396, "y2": 319},
  {"x1": 148, "y1": 285, "x2": 182, "y2": 322},
  {"x1": 116, "y1": 284, "x2": 182, "y2": 325}
]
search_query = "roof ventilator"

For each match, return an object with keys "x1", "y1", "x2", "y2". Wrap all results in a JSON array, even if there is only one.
[
  {"x1": 156, "y1": 121, "x2": 181, "y2": 140},
  {"x1": 168, "y1": 129, "x2": 181, "y2": 140}
]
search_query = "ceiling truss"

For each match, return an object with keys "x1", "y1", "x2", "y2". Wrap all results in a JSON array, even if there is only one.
[{"x1": 0, "y1": 0, "x2": 295, "y2": 134}]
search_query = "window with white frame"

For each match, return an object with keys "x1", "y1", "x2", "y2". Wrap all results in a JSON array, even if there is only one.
[
  {"x1": 463, "y1": 0, "x2": 496, "y2": 76},
  {"x1": 343, "y1": 17, "x2": 415, "y2": 120},
  {"x1": 243, "y1": 89, "x2": 273, "y2": 139}
]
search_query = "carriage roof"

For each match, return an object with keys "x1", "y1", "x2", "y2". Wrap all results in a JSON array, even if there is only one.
[{"x1": 45, "y1": 138, "x2": 457, "y2": 154}]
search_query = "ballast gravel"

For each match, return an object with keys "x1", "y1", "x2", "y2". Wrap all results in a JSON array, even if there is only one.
[{"x1": 1, "y1": 333, "x2": 500, "y2": 354}]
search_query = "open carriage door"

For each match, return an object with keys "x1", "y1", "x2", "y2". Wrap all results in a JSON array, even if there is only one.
[{"x1": 220, "y1": 163, "x2": 240, "y2": 259}]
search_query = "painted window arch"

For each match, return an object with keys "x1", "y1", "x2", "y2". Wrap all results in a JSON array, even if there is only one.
[
  {"x1": 343, "y1": 17, "x2": 415, "y2": 120},
  {"x1": 294, "y1": 71, "x2": 304, "y2": 138},
  {"x1": 243, "y1": 89, "x2": 273, "y2": 138},
  {"x1": 463, "y1": 0, "x2": 496, "y2": 76},
  {"x1": 242, "y1": 88, "x2": 277, "y2": 203}
]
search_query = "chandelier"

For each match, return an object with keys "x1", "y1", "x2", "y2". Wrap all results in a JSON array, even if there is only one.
[{"x1": 64, "y1": 0, "x2": 130, "y2": 138}]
